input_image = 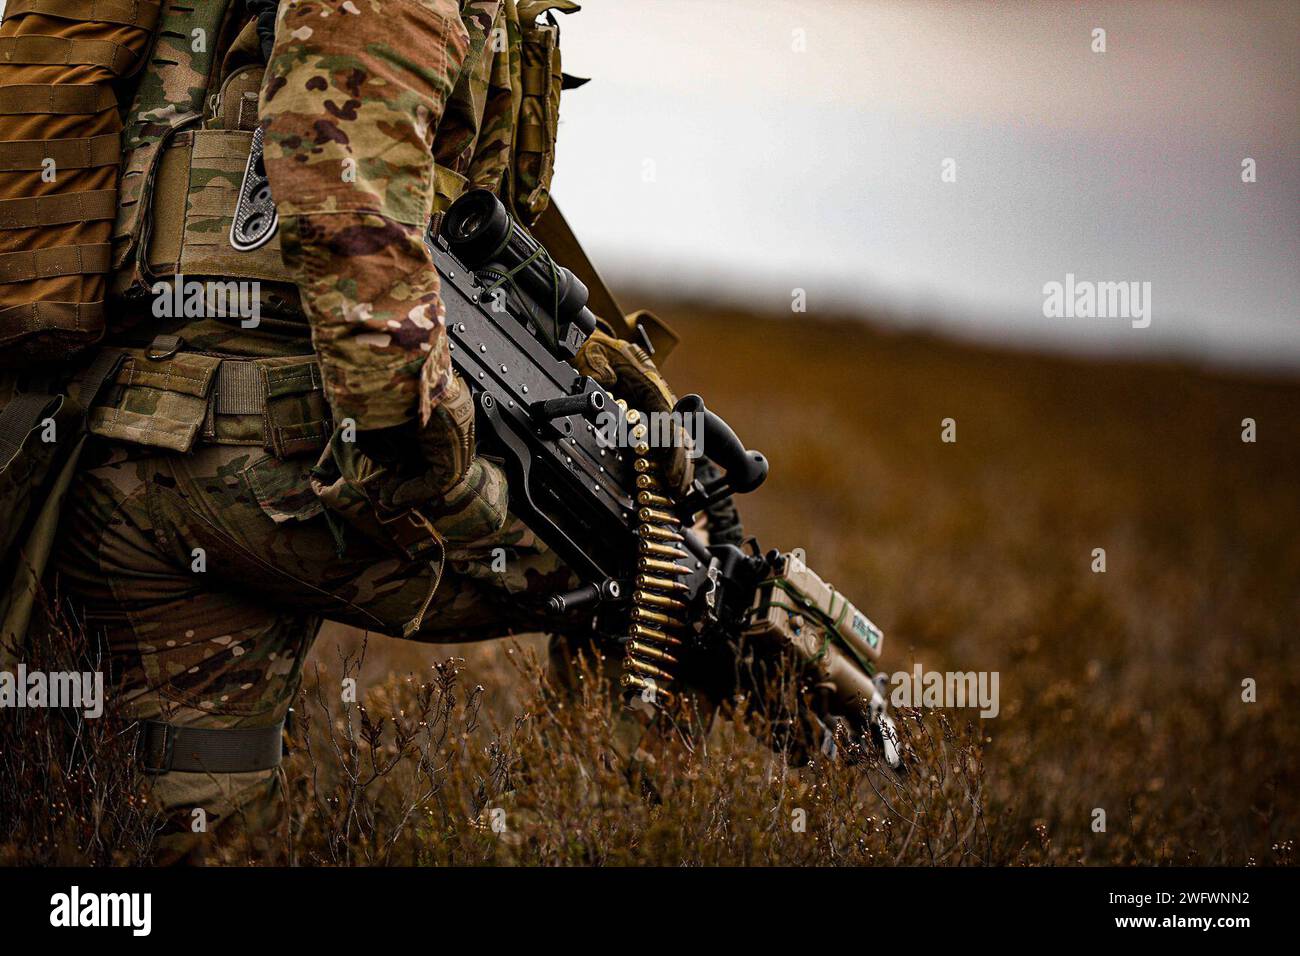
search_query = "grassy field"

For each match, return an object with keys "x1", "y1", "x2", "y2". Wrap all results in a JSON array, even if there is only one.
[
  {"x1": 295, "y1": 304, "x2": 1299, "y2": 866},
  {"x1": 9, "y1": 305, "x2": 1291, "y2": 865}
]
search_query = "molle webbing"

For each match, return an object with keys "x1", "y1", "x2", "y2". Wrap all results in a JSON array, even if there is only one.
[
  {"x1": 140, "y1": 127, "x2": 293, "y2": 286},
  {"x1": 0, "y1": 0, "x2": 160, "y2": 364},
  {"x1": 0, "y1": 34, "x2": 143, "y2": 73},
  {"x1": 513, "y1": 0, "x2": 578, "y2": 224},
  {"x1": 3, "y1": 0, "x2": 163, "y2": 29},
  {"x1": 0, "y1": 189, "x2": 117, "y2": 229},
  {"x1": 113, "y1": 0, "x2": 235, "y2": 293},
  {"x1": 0, "y1": 133, "x2": 120, "y2": 171},
  {"x1": 87, "y1": 345, "x2": 332, "y2": 458},
  {"x1": 0, "y1": 301, "x2": 105, "y2": 343},
  {"x1": 0, "y1": 243, "x2": 112, "y2": 283},
  {"x1": 0, "y1": 83, "x2": 118, "y2": 114}
]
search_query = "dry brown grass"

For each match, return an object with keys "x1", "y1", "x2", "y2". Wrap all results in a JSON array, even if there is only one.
[
  {"x1": 3, "y1": 308, "x2": 1296, "y2": 865},
  {"x1": 0, "y1": 600, "x2": 163, "y2": 865},
  {"x1": 278, "y1": 306, "x2": 1298, "y2": 865},
  {"x1": 247, "y1": 637, "x2": 988, "y2": 866},
  {"x1": 662, "y1": 306, "x2": 1300, "y2": 865}
]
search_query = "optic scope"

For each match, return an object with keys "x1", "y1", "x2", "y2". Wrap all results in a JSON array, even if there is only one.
[{"x1": 443, "y1": 189, "x2": 597, "y2": 337}]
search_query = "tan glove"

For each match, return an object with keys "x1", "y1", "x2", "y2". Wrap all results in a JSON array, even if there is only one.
[
  {"x1": 415, "y1": 363, "x2": 476, "y2": 495},
  {"x1": 384, "y1": 364, "x2": 508, "y2": 542},
  {"x1": 574, "y1": 329, "x2": 695, "y2": 497}
]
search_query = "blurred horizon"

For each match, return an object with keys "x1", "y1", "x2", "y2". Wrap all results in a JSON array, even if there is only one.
[{"x1": 550, "y1": 0, "x2": 1300, "y2": 372}]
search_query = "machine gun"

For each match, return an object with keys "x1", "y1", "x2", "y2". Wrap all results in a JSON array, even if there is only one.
[
  {"x1": 432, "y1": 190, "x2": 901, "y2": 767},
  {"x1": 233, "y1": 143, "x2": 900, "y2": 764}
]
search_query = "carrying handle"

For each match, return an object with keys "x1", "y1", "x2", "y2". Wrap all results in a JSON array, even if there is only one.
[{"x1": 674, "y1": 394, "x2": 768, "y2": 494}]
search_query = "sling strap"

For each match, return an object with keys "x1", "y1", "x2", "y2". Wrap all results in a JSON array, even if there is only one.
[{"x1": 0, "y1": 345, "x2": 123, "y2": 474}]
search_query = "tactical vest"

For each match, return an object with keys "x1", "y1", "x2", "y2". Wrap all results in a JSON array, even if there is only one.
[
  {"x1": 110, "y1": 0, "x2": 281, "y2": 303},
  {"x1": 110, "y1": 0, "x2": 576, "y2": 312},
  {"x1": 0, "y1": 0, "x2": 161, "y2": 365}
]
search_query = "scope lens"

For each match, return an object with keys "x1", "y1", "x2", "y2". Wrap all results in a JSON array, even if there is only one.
[
  {"x1": 451, "y1": 208, "x2": 486, "y2": 240},
  {"x1": 442, "y1": 190, "x2": 513, "y2": 268}
]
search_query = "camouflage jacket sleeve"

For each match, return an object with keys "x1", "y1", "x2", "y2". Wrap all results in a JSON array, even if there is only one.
[{"x1": 260, "y1": 0, "x2": 471, "y2": 430}]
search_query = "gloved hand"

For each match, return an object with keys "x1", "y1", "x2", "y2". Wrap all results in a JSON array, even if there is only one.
[
  {"x1": 574, "y1": 329, "x2": 695, "y2": 497},
  {"x1": 415, "y1": 362, "x2": 477, "y2": 496},
  {"x1": 383, "y1": 364, "x2": 508, "y2": 542}
]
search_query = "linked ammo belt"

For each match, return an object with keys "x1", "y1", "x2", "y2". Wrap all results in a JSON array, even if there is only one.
[{"x1": 137, "y1": 718, "x2": 285, "y2": 774}]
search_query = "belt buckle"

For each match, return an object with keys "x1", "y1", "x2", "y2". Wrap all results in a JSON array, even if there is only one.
[
  {"x1": 376, "y1": 506, "x2": 442, "y2": 561},
  {"x1": 147, "y1": 334, "x2": 184, "y2": 361},
  {"x1": 138, "y1": 720, "x2": 176, "y2": 774}
]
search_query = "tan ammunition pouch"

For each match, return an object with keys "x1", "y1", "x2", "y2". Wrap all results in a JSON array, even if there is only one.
[
  {"x1": 86, "y1": 339, "x2": 332, "y2": 459},
  {"x1": 0, "y1": 0, "x2": 160, "y2": 364},
  {"x1": 513, "y1": 0, "x2": 578, "y2": 225},
  {"x1": 112, "y1": 3, "x2": 298, "y2": 303}
]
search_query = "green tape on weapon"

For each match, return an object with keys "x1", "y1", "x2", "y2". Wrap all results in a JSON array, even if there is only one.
[
  {"x1": 482, "y1": 231, "x2": 565, "y2": 353},
  {"x1": 768, "y1": 582, "x2": 878, "y2": 677}
]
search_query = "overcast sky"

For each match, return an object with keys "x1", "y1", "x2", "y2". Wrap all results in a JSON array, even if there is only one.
[{"x1": 549, "y1": 1, "x2": 1299, "y2": 368}]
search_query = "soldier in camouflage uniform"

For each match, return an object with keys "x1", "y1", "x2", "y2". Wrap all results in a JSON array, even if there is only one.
[{"x1": 37, "y1": 0, "x2": 688, "y2": 861}]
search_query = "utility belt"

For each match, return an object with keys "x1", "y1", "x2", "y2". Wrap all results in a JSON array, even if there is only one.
[
  {"x1": 84, "y1": 336, "x2": 446, "y2": 617},
  {"x1": 85, "y1": 336, "x2": 331, "y2": 459}
]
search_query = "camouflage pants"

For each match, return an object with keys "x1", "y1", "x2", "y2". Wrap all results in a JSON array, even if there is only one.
[{"x1": 53, "y1": 438, "x2": 576, "y2": 861}]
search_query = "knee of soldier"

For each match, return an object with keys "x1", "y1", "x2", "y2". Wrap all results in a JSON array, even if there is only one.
[{"x1": 146, "y1": 768, "x2": 282, "y2": 863}]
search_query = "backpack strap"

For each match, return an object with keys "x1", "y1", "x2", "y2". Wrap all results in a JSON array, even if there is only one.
[
  {"x1": 0, "y1": 393, "x2": 64, "y2": 475},
  {"x1": 3, "y1": 0, "x2": 163, "y2": 29}
]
